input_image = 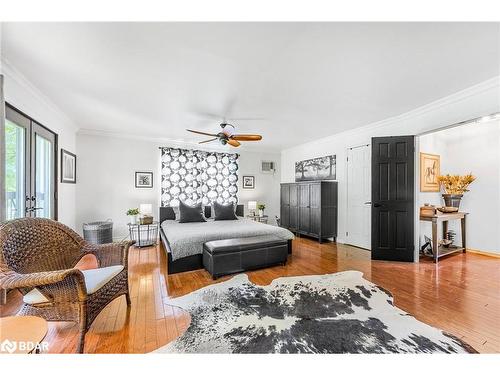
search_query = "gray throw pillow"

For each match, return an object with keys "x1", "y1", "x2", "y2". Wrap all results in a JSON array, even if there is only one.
[
  {"x1": 213, "y1": 202, "x2": 238, "y2": 221},
  {"x1": 178, "y1": 201, "x2": 206, "y2": 223}
]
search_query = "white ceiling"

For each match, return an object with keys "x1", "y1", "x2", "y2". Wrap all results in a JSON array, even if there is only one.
[{"x1": 2, "y1": 22, "x2": 499, "y2": 151}]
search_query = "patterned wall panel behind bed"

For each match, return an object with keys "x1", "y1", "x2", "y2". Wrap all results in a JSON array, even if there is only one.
[{"x1": 160, "y1": 147, "x2": 239, "y2": 207}]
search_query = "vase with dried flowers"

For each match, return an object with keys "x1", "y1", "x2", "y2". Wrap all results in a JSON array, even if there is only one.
[{"x1": 437, "y1": 173, "x2": 476, "y2": 209}]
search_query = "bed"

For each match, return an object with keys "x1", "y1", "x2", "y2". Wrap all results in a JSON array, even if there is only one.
[{"x1": 159, "y1": 205, "x2": 294, "y2": 274}]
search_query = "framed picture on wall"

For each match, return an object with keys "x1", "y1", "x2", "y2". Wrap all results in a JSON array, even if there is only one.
[
  {"x1": 295, "y1": 154, "x2": 336, "y2": 182},
  {"x1": 135, "y1": 171, "x2": 153, "y2": 188},
  {"x1": 242, "y1": 175, "x2": 255, "y2": 189},
  {"x1": 61, "y1": 149, "x2": 77, "y2": 184},
  {"x1": 420, "y1": 153, "x2": 440, "y2": 192}
]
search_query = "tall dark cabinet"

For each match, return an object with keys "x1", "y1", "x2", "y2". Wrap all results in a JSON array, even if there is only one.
[{"x1": 280, "y1": 181, "x2": 338, "y2": 243}]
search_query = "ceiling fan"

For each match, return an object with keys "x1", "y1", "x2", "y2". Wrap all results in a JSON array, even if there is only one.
[{"x1": 187, "y1": 122, "x2": 262, "y2": 147}]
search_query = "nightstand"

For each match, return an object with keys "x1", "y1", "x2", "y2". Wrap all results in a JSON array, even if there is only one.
[{"x1": 128, "y1": 221, "x2": 159, "y2": 248}]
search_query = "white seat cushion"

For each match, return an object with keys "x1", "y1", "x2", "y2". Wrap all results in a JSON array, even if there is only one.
[{"x1": 23, "y1": 265, "x2": 124, "y2": 304}]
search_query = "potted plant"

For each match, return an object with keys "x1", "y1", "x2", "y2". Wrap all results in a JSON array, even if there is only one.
[
  {"x1": 126, "y1": 208, "x2": 140, "y2": 224},
  {"x1": 437, "y1": 173, "x2": 476, "y2": 209},
  {"x1": 257, "y1": 203, "x2": 266, "y2": 217}
]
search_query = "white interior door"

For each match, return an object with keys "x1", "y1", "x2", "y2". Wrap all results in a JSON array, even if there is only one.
[{"x1": 347, "y1": 145, "x2": 371, "y2": 249}]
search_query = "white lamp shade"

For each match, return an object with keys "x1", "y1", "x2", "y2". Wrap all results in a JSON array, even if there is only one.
[
  {"x1": 248, "y1": 201, "x2": 257, "y2": 210},
  {"x1": 140, "y1": 203, "x2": 153, "y2": 215}
]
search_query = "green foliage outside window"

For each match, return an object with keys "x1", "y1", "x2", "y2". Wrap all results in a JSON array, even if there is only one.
[{"x1": 5, "y1": 120, "x2": 23, "y2": 192}]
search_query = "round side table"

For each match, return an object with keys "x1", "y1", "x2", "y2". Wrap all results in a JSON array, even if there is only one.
[{"x1": 0, "y1": 316, "x2": 48, "y2": 354}]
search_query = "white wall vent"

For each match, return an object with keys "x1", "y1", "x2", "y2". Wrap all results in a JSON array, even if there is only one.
[{"x1": 261, "y1": 160, "x2": 276, "y2": 174}]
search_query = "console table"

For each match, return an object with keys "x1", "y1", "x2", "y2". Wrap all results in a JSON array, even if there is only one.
[{"x1": 420, "y1": 212, "x2": 468, "y2": 263}]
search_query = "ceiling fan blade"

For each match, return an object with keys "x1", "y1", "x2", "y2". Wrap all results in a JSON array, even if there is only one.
[
  {"x1": 231, "y1": 134, "x2": 262, "y2": 141},
  {"x1": 198, "y1": 138, "x2": 218, "y2": 144},
  {"x1": 187, "y1": 129, "x2": 218, "y2": 137},
  {"x1": 227, "y1": 139, "x2": 241, "y2": 147}
]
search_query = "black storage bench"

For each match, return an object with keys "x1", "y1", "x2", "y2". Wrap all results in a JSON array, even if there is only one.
[{"x1": 203, "y1": 235, "x2": 289, "y2": 279}]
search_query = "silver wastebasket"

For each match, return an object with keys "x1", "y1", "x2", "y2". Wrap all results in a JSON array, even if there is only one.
[{"x1": 83, "y1": 220, "x2": 113, "y2": 244}]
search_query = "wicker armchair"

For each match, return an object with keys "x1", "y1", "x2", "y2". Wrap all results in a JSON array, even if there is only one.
[{"x1": 0, "y1": 218, "x2": 132, "y2": 353}]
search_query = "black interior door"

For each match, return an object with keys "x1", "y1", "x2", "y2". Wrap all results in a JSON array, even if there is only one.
[{"x1": 371, "y1": 136, "x2": 415, "y2": 262}]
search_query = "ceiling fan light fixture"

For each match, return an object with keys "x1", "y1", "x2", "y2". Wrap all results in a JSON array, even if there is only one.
[{"x1": 186, "y1": 122, "x2": 261, "y2": 148}]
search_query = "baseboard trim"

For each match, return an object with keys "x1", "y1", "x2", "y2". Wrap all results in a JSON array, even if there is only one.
[{"x1": 467, "y1": 248, "x2": 500, "y2": 258}]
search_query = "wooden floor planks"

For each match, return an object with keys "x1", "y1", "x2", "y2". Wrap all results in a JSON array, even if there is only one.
[{"x1": 1, "y1": 237, "x2": 499, "y2": 353}]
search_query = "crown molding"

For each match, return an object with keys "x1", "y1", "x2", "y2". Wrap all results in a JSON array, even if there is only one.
[
  {"x1": 1, "y1": 57, "x2": 79, "y2": 132},
  {"x1": 77, "y1": 128, "x2": 281, "y2": 154},
  {"x1": 282, "y1": 75, "x2": 500, "y2": 152}
]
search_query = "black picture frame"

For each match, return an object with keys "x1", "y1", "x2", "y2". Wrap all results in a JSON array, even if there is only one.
[
  {"x1": 242, "y1": 175, "x2": 255, "y2": 189},
  {"x1": 61, "y1": 149, "x2": 77, "y2": 184},
  {"x1": 135, "y1": 171, "x2": 153, "y2": 188}
]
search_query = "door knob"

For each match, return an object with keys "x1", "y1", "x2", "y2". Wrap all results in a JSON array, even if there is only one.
[
  {"x1": 364, "y1": 201, "x2": 372, "y2": 205},
  {"x1": 373, "y1": 203, "x2": 382, "y2": 208}
]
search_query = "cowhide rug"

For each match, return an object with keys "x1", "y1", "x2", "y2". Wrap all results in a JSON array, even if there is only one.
[{"x1": 155, "y1": 271, "x2": 476, "y2": 354}]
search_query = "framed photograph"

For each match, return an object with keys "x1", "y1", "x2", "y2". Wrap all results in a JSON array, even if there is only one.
[
  {"x1": 420, "y1": 153, "x2": 440, "y2": 192},
  {"x1": 135, "y1": 171, "x2": 153, "y2": 188},
  {"x1": 61, "y1": 149, "x2": 76, "y2": 184},
  {"x1": 295, "y1": 154, "x2": 336, "y2": 182},
  {"x1": 242, "y1": 175, "x2": 255, "y2": 189}
]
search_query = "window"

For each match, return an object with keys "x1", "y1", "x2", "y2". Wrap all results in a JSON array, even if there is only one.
[{"x1": 4, "y1": 104, "x2": 58, "y2": 220}]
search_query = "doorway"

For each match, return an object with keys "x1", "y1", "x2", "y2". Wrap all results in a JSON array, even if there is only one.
[
  {"x1": 346, "y1": 144, "x2": 371, "y2": 249},
  {"x1": 4, "y1": 104, "x2": 58, "y2": 220},
  {"x1": 417, "y1": 115, "x2": 500, "y2": 259}
]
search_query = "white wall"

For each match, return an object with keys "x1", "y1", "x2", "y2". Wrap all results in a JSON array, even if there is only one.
[
  {"x1": 281, "y1": 77, "x2": 500, "y2": 250},
  {"x1": 418, "y1": 131, "x2": 447, "y2": 248},
  {"x1": 419, "y1": 119, "x2": 500, "y2": 254},
  {"x1": 237, "y1": 151, "x2": 281, "y2": 223},
  {"x1": 1, "y1": 60, "x2": 78, "y2": 228},
  {"x1": 76, "y1": 133, "x2": 280, "y2": 239}
]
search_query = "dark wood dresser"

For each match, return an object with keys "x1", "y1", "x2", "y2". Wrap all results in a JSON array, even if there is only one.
[{"x1": 280, "y1": 181, "x2": 338, "y2": 243}]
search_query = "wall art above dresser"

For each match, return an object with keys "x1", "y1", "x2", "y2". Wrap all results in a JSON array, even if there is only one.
[{"x1": 295, "y1": 154, "x2": 336, "y2": 182}]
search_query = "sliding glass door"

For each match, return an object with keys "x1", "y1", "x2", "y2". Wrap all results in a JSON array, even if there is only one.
[{"x1": 4, "y1": 104, "x2": 57, "y2": 220}]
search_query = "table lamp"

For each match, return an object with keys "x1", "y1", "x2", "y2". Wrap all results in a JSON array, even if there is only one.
[
  {"x1": 248, "y1": 201, "x2": 257, "y2": 216},
  {"x1": 139, "y1": 203, "x2": 153, "y2": 224}
]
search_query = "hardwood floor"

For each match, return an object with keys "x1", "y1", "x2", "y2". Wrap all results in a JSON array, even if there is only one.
[{"x1": 1, "y1": 238, "x2": 499, "y2": 353}]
